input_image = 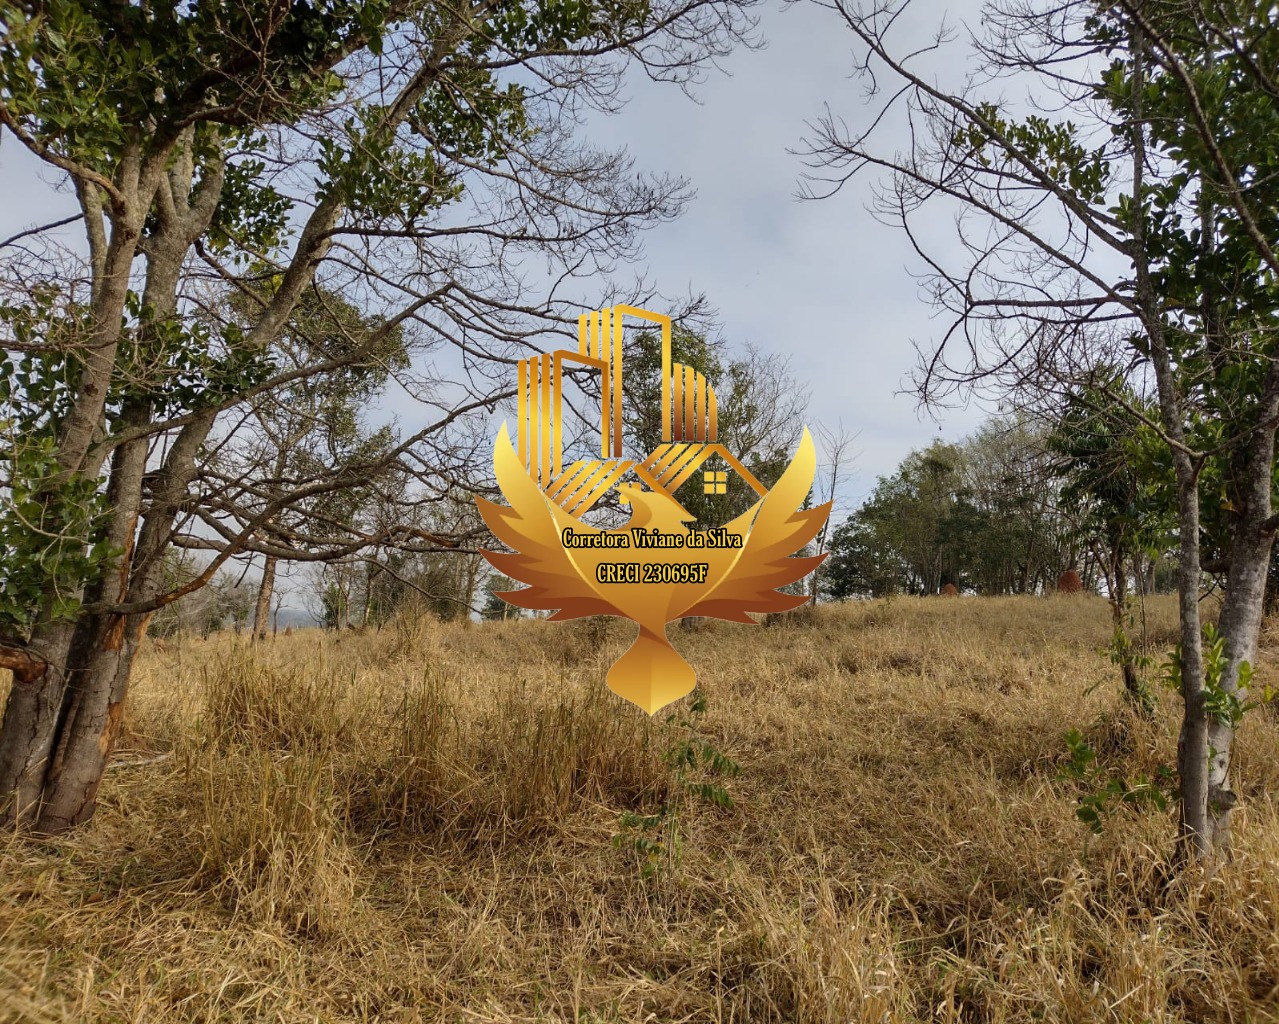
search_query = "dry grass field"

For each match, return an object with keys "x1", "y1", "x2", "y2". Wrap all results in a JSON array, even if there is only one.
[{"x1": 3, "y1": 595, "x2": 1279, "y2": 1022}]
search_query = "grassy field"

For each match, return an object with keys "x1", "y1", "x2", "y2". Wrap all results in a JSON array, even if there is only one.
[{"x1": 2, "y1": 595, "x2": 1279, "y2": 1022}]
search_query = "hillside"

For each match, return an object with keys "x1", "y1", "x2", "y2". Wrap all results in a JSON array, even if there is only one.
[{"x1": 3, "y1": 596, "x2": 1278, "y2": 1022}]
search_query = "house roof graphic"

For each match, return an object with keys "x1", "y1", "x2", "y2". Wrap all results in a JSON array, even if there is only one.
[{"x1": 638, "y1": 443, "x2": 765, "y2": 501}]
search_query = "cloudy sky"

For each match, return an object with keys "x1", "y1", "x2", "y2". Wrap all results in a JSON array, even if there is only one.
[
  {"x1": 575, "y1": 0, "x2": 996, "y2": 502},
  {"x1": 0, "y1": 0, "x2": 995, "y2": 516},
  {"x1": 0, "y1": 0, "x2": 1015, "y2": 618}
]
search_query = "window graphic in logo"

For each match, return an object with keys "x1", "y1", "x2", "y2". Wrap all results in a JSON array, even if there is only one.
[
  {"x1": 477, "y1": 305, "x2": 831, "y2": 715},
  {"x1": 703, "y1": 471, "x2": 728, "y2": 495}
]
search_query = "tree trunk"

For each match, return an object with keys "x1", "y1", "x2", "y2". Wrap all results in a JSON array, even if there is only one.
[
  {"x1": 1199, "y1": 378, "x2": 1279, "y2": 855},
  {"x1": 1133, "y1": 555, "x2": 1147, "y2": 598},
  {"x1": 0, "y1": 395, "x2": 152, "y2": 830},
  {"x1": 1204, "y1": 530, "x2": 1268, "y2": 855},
  {"x1": 1123, "y1": 18, "x2": 1218, "y2": 864},
  {"x1": 33, "y1": 612, "x2": 150, "y2": 831},
  {"x1": 464, "y1": 554, "x2": 481, "y2": 616},
  {"x1": 1171, "y1": 459, "x2": 1210, "y2": 862},
  {"x1": 253, "y1": 555, "x2": 278, "y2": 641},
  {"x1": 1107, "y1": 541, "x2": 1151, "y2": 716},
  {"x1": 0, "y1": 405, "x2": 213, "y2": 832},
  {"x1": 0, "y1": 596, "x2": 150, "y2": 835},
  {"x1": 0, "y1": 621, "x2": 77, "y2": 826}
]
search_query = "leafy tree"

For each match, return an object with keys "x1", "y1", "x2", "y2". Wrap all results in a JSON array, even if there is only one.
[
  {"x1": 1048, "y1": 372, "x2": 1177, "y2": 713},
  {"x1": 0, "y1": 0, "x2": 758, "y2": 831},
  {"x1": 312, "y1": 490, "x2": 487, "y2": 627},
  {"x1": 823, "y1": 417, "x2": 1083, "y2": 600},
  {"x1": 802, "y1": 0, "x2": 1279, "y2": 862},
  {"x1": 148, "y1": 552, "x2": 256, "y2": 639},
  {"x1": 959, "y1": 416, "x2": 1073, "y2": 595},
  {"x1": 824, "y1": 441, "x2": 965, "y2": 597},
  {"x1": 823, "y1": 512, "x2": 907, "y2": 599},
  {"x1": 482, "y1": 574, "x2": 518, "y2": 620},
  {"x1": 365, "y1": 496, "x2": 488, "y2": 622}
]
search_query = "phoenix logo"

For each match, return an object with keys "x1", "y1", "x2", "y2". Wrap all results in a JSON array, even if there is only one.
[{"x1": 477, "y1": 305, "x2": 830, "y2": 715}]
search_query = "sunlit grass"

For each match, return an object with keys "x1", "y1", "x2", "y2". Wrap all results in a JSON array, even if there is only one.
[{"x1": 3, "y1": 594, "x2": 1279, "y2": 1022}]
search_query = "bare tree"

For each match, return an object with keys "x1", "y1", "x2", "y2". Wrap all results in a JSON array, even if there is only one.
[{"x1": 810, "y1": 422, "x2": 857, "y2": 601}]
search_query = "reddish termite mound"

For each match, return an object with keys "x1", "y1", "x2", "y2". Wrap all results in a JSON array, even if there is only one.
[{"x1": 1056, "y1": 570, "x2": 1083, "y2": 594}]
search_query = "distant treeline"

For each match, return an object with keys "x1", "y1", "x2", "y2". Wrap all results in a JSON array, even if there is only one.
[{"x1": 821, "y1": 415, "x2": 1177, "y2": 599}]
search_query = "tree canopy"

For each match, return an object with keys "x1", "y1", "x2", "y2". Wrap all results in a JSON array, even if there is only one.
[
  {"x1": 0, "y1": 0, "x2": 760, "y2": 831},
  {"x1": 803, "y1": 0, "x2": 1279, "y2": 861}
]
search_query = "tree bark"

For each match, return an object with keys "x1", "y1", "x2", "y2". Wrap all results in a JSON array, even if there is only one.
[
  {"x1": 1132, "y1": 555, "x2": 1147, "y2": 598},
  {"x1": 34, "y1": 614, "x2": 150, "y2": 831},
  {"x1": 22, "y1": 416, "x2": 213, "y2": 832},
  {"x1": 0, "y1": 144, "x2": 224, "y2": 830},
  {"x1": 0, "y1": 622, "x2": 76, "y2": 826},
  {"x1": 1205, "y1": 528, "x2": 1268, "y2": 854},
  {"x1": 253, "y1": 555, "x2": 278, "y2": 641},
  {"x1": 1169, "y1": 455, "x2": 1211, "y2": 861}
]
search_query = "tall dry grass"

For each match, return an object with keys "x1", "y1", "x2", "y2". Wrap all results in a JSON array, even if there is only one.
[{"x1": 2, "y1": 595, "x2": 1279, "y2": 1022}]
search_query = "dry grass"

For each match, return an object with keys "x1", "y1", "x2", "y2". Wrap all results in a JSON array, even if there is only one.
[{"x1": 3, "y1": 595, "x2": 1279, "y2": 1022}]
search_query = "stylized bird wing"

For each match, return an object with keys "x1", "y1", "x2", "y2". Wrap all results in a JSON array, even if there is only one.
[
  {"x1": 475, "y1": 425, "x2": 620, "y2": 620},
  {"x1": 683, "y1": 428, "x2": 831, "y2": 622}
]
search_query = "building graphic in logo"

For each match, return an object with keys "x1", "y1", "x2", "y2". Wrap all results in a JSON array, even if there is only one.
[
  {"x1": 513, "y1": 305, "x2": 768, "y2": 515},
  {"x1": 478, "y1": 305, "x2": 830, "y2": 715}
]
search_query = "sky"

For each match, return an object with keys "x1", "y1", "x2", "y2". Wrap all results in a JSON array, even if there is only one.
[
  {"x1": 571, "y1": 0, "x2": 996, "y2": 507},
  {"x1": 0, "y1": 0, "x2": 1001, "y2": 519},
  {"x1": 0, "y1": 0, "x2": 1011, "y2": 622}
]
